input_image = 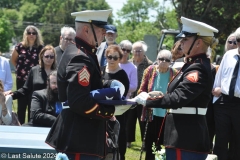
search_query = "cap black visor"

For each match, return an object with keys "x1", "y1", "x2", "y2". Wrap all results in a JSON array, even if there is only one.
[
  {"x1": 176, "y1": 31, "x2": 198, "y2": 38},
  {"x1": 75, "y1": 20, "x2": 107, "y2": 28}
]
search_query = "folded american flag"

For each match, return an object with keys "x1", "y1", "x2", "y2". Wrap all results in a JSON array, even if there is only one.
[
  {"x1": 63, "y1": 87, "x2": 136, "y2": 106},
  {"x1": 90, "y1": 87, "x2": 136, "y2": 105}
]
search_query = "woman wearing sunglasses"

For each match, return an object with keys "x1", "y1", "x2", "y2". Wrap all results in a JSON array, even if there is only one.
[
  {"x1": 6, "y1": 45, "x2": 56, "y2": 124},
  {"x1": 137, "y1": 49, "x2": 177, "y2": 160},
  {"x1": 11, "y1": 25, "x2": 44, "y2": 124},
  {"x1": 101, "y1": 45, "x2": 129, "y2": 160},
  {"x1": 216, "y1": 32, "x2": 237, "y2": 65},
  {"x1": 119, "y1": 40, "x2": 137, "y2": 99}
]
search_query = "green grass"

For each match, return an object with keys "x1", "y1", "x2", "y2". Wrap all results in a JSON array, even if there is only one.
[
  {"x1": 125, "y1": 123, "x2": 146, "y2": 160},
  {"x1": 11, "y1": 73, "x2": 145, "y2": 159}
]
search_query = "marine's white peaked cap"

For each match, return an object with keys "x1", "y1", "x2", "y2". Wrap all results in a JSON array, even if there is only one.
[
  {"x1": 71, "y1": 10, "x2": 112, "y2": 26},
  {"x1": 177, "y1": 16, "x2": 218, "y2": 37}
]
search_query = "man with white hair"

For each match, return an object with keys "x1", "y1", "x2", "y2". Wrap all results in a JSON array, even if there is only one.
[
  {"x1": 127, "y1": 41, "x2": 152, "y2": 148},
  {"x1": 212, "y1": 27, "x2": 240, "y2": 160},
  {"x1": 55, "y1": 26, "x2": 76, "y2": 66},
  {"x1": 45, "y1": 10, "x2": 116, "y2": 160}
]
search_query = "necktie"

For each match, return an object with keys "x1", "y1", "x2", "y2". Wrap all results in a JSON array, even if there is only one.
[{"x1": 229, "y1": 55, "x2": 240, "y2": 98}]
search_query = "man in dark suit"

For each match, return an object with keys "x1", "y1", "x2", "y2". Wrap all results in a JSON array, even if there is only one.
[
  {"x1": 24, "y1": 70, "x2": 60, "y2": 127},
  {"x1": 55, "y1": 26, "x2": 76, "y2": 66}
]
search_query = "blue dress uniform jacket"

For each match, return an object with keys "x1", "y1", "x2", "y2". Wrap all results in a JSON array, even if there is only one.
[
  {"x1": 146, "y1": 53, "x2": 212, "y2": 153},
  {"x1": 45, "y1": 37, "x2": 115, "y2": 158}
]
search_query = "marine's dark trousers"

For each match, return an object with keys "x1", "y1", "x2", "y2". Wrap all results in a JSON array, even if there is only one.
[
  {"x1": 213, "y1": 94, "x2": 240, "y2": 160},
  {"x1": 166, "y1": 148, "x2": 208, "y2": 160},
  {"x1": 206, "y1": 100, "x2": 215, "y2": 151},
  {"x1": 116, "y1": 113, "x2": 127, "y2": 160},
  {"x1": 16, "y1": 80, "x2": 30, "y2": 124}
]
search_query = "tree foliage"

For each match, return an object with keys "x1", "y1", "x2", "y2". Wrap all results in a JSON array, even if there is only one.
[
  {"x1": 0, "y1": 16, "x2": 14, "y2": 52},
  {"x1": 0, "y1": 0, "x2": 112, "y2": 49},
  {"x1": 116, "y1": 0, "x2": 176, "y2": 45},
  {"x1": 171, "y1": 0, "x2": 240, "y2": 45},
  {"x1": 118, "y1": 0, "x2": 159, "y2": 26},
  {"x1": 0, "y1": 0, "x2": 21, "y2": 10},
  {"x1": 2, "y1": 0, "x2": 237, "y2": 56}
]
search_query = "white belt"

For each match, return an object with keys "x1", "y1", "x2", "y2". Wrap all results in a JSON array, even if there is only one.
[
  {"x1": 62, "y1": 105, "x2": 70, "y2": 109},
  {"x1": 168, "y1": 107, "x2": 207, "y2": 115}
]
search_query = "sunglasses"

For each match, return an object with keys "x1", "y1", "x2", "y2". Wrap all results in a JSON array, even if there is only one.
[
  {"x1": 44, "y1": 55, "x2": 55, "y2": 59},
  {"x1": 236, "y1": 39, "x2": 240, "y2": 43},
  {"x1": 27, "y1": 32, "x2": 37, "y2": 35},
  {"x1": 106, "y1": 55, "x2": 119, "y2": 61},
  {"x1": 121, "y1": 48, "x2": 131, "y2": 53},
  {"x1": 158, "y1": 58, "x2": 171, "y2": 62},
  {"x1": 228, "y1": 40, "x2": 237, "y2": 45}
]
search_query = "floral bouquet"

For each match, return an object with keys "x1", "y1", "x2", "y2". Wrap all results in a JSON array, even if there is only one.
[{"x1": 152, "y1": 143, "x2": 166, "y2": 160}]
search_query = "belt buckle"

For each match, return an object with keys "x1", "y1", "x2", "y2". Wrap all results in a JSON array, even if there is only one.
[{"x1": 167, "y1": 109, "x2": 171, "y2": 113}]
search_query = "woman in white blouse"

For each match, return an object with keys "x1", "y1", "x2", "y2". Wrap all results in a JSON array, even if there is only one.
[{"x1": 0, "y1": 80, "x2": 12, "y2": 125}]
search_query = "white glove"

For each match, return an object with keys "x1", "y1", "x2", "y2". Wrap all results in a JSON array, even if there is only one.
[
  {"x1": 134, "y1": 92, "x2": 149, "y2": 106},
  {"x1": 110, "y1": 80, "x2": 125, "y2": 98}
]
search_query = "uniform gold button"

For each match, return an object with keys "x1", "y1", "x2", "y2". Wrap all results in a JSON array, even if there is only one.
[
  {"x1": 98, "y1": 111, "x2": 101, "y2": 114},
  {"x1": 110, "y1": 113, "x2": 113, "y2": 116},
  {"x1": 105, "y1": 112, "x2": 108, "y2": 115}
]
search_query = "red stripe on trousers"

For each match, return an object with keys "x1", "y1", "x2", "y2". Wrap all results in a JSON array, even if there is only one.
[
  {"x1": 176, "y1": 149, "x2": 181, "y2": 160},
  {"x1": 75, "y1": 153, "x2": 80, "y2": 160}
]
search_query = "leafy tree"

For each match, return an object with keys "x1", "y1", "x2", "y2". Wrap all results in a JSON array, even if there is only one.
[
  {"x1": 171, "y1": 0, "x2": 240, "y2": 56},
  {"x1": 118, "y1": 0, "x2": 159, "y2": 23},
  {"x1": 85, "y1": 0, "x2": 113, "y2": 24},
  {"x1": 116, "y1": 0, "x2": 175, "y2": 45},
  {"x1": 0, "y1": 16, "x2": 14, "y2": 52},
  {"x1": 19, "y1": 2, "x2": 39, "y2": 22},
  {"x1": 116, "y1": 21, "x2": 160, "y2": 43},
  {"x1": 157, "y1": 8, "x2": 178, "y2": 30},
  {"x1": 38, "y1": 0, "x2": 112, "y2": 46},
  {"x1": 0, "y1": 0, "x2": 21, "y2": 10}
]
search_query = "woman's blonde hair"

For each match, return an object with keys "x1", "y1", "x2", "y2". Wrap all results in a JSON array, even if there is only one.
[
  {"x1": 22, "y1": 25, "x2": 44, "y2": 47},
  {"x1": 38, "y1": 45, "x2": 57, "y2": 70},
  {"x1": 200, "y1": 36, "x2": 219, "y2": 61},
  {"x1": 200, "y1": 36, "x2": 218, "y2": 51}
]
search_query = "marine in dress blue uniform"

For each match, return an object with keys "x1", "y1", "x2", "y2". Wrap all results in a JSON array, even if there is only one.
[
  {"x1": 45, "y1": 10, "x2": 118, "y2": 160},
  {"x1": 134, "y1": 17, "x2": 219, "y2": 160}
]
